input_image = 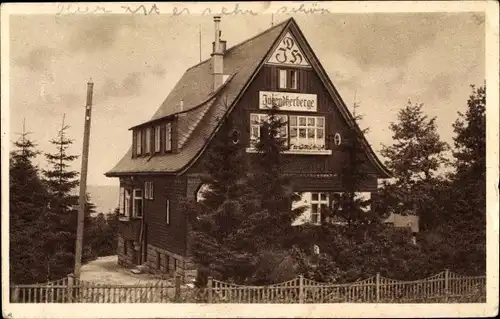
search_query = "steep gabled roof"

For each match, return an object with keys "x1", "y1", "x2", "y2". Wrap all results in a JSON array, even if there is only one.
[
  {"x1": 106, "y1": 18, "x2": 391, "y2": 178},
  {"x1": 106, "y1": 19, "x2": 289, "y2": 176}
]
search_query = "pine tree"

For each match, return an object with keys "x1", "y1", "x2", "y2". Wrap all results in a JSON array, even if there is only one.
[
  {"x1": 380, "y1": 100, "x2": 449, "y2": 231},
  {"x1": 9, "y1": 121, "x2": 52, "y2": 284}
]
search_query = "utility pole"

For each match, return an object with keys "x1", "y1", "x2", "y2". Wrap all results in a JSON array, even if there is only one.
[
  {"x1": 74, "y1": 79, "x2": 94, "y2": 280},
  {"x1": 199, "y1": 24, "x2": 202, "y2": 62}
]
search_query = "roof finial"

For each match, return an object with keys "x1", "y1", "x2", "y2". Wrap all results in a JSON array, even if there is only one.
[{"x1": 271, "y1": 14, "x2": 274, "y2": 26}]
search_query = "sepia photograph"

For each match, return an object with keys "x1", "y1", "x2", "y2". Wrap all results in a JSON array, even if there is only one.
[{"x1": 1, "y1": 1, "x2": 498, "y2": 318}]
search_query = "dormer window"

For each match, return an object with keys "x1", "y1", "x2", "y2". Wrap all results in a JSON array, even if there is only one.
[
  {"x1": 154, "y1": 125, "x2": 161, "y2": 153},
  {"x1": 165, "y1": 122, "x2": 172, "y2": 152},
  {"x1": 278, "y1": 69, "x2": 298, "y2": 90},
  {"x1": 136, "y1": 130, "x2": 142, "y2": 155},
  {"x1": 145, "y1": 127, "x2": 152, "y2": 154}
]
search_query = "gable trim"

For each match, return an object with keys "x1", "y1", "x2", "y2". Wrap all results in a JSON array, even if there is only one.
[{"x1": 288, "y1": 21, "x2": 392, "y2": 179}]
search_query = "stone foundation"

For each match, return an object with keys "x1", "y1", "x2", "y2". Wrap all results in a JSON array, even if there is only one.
[
  {"x1": 143, "y1": 244, "x2": 198, "y2": 283},
  {"x1": 117, "y1": 235, "x2": 136, "y2": 268},
  {"x1": 117, "y1": 237, "x2": 198, "y2": 282}
]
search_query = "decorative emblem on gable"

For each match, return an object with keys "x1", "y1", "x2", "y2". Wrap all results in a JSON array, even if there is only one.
[{"x1": 267, "y1": 32, "x2": 310, "y2": 66}]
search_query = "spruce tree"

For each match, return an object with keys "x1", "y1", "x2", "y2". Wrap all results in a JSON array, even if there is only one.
[
  {"x1": 9, "y1": 122, "x2": 52, "y2": 284},
  {"x1": 333, "y1": 102, "x2": 380, "y2": 228},
  {"x1": 380, "y1": 101, "x2": 449, "y2": 231},
  {"x1": 183, "y1": 108, "x2": 258, "y2": 283},
  {"x1": 245, "y1": 103, "x2": 304, "y2": 251},
  {"x1": 42, "y1": 116, "x2": 95, "y2": 279},
  {"x1": 447, "y1": 84, "x2": 486, "y2": 274}
]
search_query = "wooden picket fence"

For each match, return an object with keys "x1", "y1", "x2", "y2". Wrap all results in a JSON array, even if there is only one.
[
  {"x1": 10, "y1": 270, "x2": 485, "y2": 303},
  {"x1": 10, "y1": 274, "x2": 183, "y2": 303},
  {"x1": 207, "y1": 270, "x2": 486, "y2": 303}
]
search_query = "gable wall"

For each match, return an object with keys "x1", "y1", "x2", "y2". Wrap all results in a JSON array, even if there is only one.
[{"x1": 187, "y1": 63, "x2": 378, "y2": 191}]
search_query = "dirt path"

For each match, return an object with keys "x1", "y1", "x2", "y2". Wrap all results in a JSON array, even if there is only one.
[{"x1": 80, "y1": 255, "x2": 165, "y2": 285}]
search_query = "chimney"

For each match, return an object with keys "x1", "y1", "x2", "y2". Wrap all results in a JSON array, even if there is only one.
[{"x1": 211, "y1": 15, "x2": 224, "y2": 92}]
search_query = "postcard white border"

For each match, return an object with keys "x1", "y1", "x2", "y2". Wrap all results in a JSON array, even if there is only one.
[{"x1": 1, "y1": 1, "x2": 498, "y2": 318}]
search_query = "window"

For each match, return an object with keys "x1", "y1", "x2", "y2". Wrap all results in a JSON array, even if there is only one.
[
  {"x1": 231, "y1": 129, "x2": 240, "y2": 144},
  {"x1": 165, "y1": 200, "x2": 170, "y2": 224},
  {"x1": 144, "y1": 182, "x2": 154, "y2": 200},
  {"x1": 310, "y1": 192, "x2": 329, "y2": 225},
  {"x1": 133, "y1": 189, "x2": 143, "y2": 218},
  {"x1": 165, "y1": 122, "x2": 172, "y2": 152},
  {"x1": 289, "y1": 115, "x2": 325, "y2": 151},
  {"x1": 136, "y1": 130, "x2": 142, "y2": 155},
  {"x1": 249, "y1": 113, "x2": 288, "y2": 147},
  {"x1": 278, "y1": 69, "x2": 298, "y2": 90},
  {"x1": 124, "y1": 189, "x2": 131, "y2": 217},
  {"x1": 279, "y1": 69, "x2": 287, "y2": 89},
  {"x1": 154, "y1": 125, "x2": 161, "y2": 153},
  {"x1": 331, "y1": 193, "x2": 343, "y2": 212},
  {"x1": 119, "y1": 188, "x2": 131, "y2": 217},
  {"x1": 289, "y1": 70, "x2": 297, "y2": 89},
  {"x1": 119, "y1": 187, "x2": 125, "y2": 215},
  {"x1": 124, "y1": 240, "x2": 128, "y2": 255},
  {"x1": 334, "y1": 133, "x2": 342, "y2": 146},
  {"x1": 145, "y1": 128, "x2": 152, "y2": 154}
]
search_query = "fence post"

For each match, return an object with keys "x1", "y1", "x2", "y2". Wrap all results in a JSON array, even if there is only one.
[
  {"x1": 298, "y1": 275, "x2": 304, "y2": 303},
  {"x1": 207, "y1": 277, "x2": 213, "y2": 303},
  {"x1": 12, "y1": 286, "x2": 19, "y2": 303},
  {"x1": 376, "y1": 273, "x2": 380, "y2": 302},
  {"x1": 174, "y1": 274, "x2": 181, "y2": 302},
  {"x1": 67, "y1": 273, "x2": 74, "y2": 303},
  {"x1": 444, "y1": 269, "x2": 449, "y2": 299}
]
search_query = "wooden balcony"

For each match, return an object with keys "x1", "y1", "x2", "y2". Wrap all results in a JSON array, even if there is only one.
[{"x1": 118, "y1": 217, "x2": 142, "y2": 241}]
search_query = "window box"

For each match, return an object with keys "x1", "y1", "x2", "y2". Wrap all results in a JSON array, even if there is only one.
[{"x1": 246, "y1": 148, "x2": 331, "y2": 155}]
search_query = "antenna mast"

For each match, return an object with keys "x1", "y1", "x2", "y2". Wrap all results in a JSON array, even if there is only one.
[{"x1": 74, "y1": 79, "x2": 94, "y2": 280}]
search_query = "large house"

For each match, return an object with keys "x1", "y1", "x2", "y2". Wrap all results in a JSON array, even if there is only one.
[{"x1": 105, "y1": 17, "x2": 391, "y2": 279}]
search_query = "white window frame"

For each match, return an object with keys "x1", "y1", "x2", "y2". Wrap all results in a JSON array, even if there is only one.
[
  {"x1": 310, "y1": 192, "x2": 329, "y2": 225},
  {"x1": 278, "y1": 69, "x2": 297, "y2": 90},
  {"x1": 145, "y1": 127, "x2": 152, "y2": 154},
  {"x1": 279, "y1": 69, "x2": 287, "y2": 89},
  {"x1": 289, "y1": 115, "x2": 325, "y2": 151},
  {"x1": 119, "y1": 187, "x2": 125, "y2": 216},
  {"x1": 165, "y1": 199, "x2": 170, "y2": 224},
  {"x1": 136, "y1": 130, "x2": 142, "y2": 155},
  {"x1": 154, "y1": 125, "x2": 161, "y2": 153},
  {"x1": 133, "y1": 189, "x2": 143, "y2": 218},
  {"x1": 165, "y1": 122, "x2": 172, "y2": 152},
  {"x1": 144, "y1": 182, "x2": 154, "y2": 200},
  {"x1": 124, "y1": 189, "x2": 131, "y2": 218},
  {"x1": 249, "y1": 113, "x2": 288, "y2": 147}
]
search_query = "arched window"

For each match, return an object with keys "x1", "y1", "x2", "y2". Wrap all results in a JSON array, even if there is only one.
[{"x1": 196, "y1": 184, "x2": 211, "y2": 203}]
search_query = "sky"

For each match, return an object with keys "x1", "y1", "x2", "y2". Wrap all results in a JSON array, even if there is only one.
[{"x1": 8, "y1": 12, "x2": 485, "y2": 186}]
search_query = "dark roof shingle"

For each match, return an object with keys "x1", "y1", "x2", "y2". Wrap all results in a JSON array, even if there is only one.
[{"x1": 106, "y1": 19, "x2": 289, "y2": 176}]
